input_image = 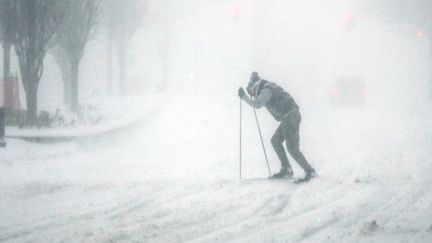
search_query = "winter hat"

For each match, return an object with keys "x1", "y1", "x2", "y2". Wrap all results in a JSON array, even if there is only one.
[
  {"x1": 247, "y1": 72, "x2": 261, "y2": 96},
  {"x1": 248, "y1": 72, "x2": 260, "y2": 87}
]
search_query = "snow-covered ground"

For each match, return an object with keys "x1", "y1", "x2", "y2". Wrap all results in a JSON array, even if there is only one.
[
  {"x1": 1, "y1": 93, "x2": 432, "y2": 242},
  {"x1": 6, "y1": 95, "x2": 164, "y2": 139}
]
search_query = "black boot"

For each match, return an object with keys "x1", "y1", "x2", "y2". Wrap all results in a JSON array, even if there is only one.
[
  {"x1": 293, "y1": 169, "x2": 316, "y2": 183},
  {"x1": 304, "y1": 168, "x2": 317, "y2": 181},
  {"x1": 270, "y1": 168, "x2": 293, "y2": 179}
]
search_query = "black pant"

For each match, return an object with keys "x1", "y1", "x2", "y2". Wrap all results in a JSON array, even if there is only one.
[{"x1": 271, "y1": 110, "x2": 313, "y2": 173}]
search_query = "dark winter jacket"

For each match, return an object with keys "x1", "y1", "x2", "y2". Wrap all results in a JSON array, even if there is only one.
[{"x1": 242, "y1": 80, "x2": 299, "y2": 121}]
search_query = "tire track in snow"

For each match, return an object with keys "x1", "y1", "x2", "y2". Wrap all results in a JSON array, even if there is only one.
[
  {"x1": 298, "y1": 217, "x2": 340, "y2": 242},
  {"x1": 204, "y1": 173, "x2": 394, "y2": 242},
  {"x1": 0, "y1": 182, "x2": 196, "y2": 242},
  {"x1": 228, "y1": 186, "x2": 372, "y2": 242},
  {"x1": 1, "y1": 95, "x2": 227, "y2": 242},
  {"x1": 0, "y1": 97, "x2": 174, "y2": 241},
  {"x1": 186, "y1": 179, "x2": 354, "y2": 242},
  {"x1": 298, "y1": 183, "x2": 418, "y2": 241}
]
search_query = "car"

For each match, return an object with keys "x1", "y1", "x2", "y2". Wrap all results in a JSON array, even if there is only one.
[{"x1": 330, "y1": 77, "x2": 367, "y2": 106}]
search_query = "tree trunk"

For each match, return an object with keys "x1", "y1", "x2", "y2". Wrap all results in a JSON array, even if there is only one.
[
  {"x1": 1, "y1": 42, "x2": 11, "y2": 109},
  {"x1": 63, "y1": 76, "x2": 71, "y2": 105},
  {"x1": 3, "y1": 42, "x2": 11, "y2": 83},
  {"x1": 60, "y1": 64, "x2": 71, "y2": 105},
  {"x1": 70, "y1": 60, "x2": 79, "y2": 112},
  {"x1": 1, "y1": 42, "x2": 11, "y2": 141},
  {"x1": 52, "y1": 48, "x2": 72, "y2": 105},
  {"x1": 2, "y1": 42, "x2": 11, "y2": 109},
  {"x1": 24, "y1": 81, "x2": 38, "y2": 124}
]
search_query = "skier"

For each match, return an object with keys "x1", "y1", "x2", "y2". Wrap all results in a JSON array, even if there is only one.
[{"x1": 238, "y1": 72, "x2": 316, "y2": 181}]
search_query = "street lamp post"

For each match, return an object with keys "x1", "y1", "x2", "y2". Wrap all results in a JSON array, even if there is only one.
[{"x1": 0, "y1": 76, "x2": 6, "y2": 147}]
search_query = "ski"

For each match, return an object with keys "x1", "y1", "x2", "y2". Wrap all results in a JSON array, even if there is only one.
[
  {"x1": 266, "y1": 177, "x2": 313, "y2": 183},
  {"x1": 267, "y1": 174, "x2": 316, "y2": 183},
  {"x1": 292, "y1": 177, "x2": 311, "y2": 184},
  {"x1": 293, "y1": 173, "x2": 317, "y2": 183}
]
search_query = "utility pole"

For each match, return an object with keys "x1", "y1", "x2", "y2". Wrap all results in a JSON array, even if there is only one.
[{"x1": 0, "y1": 74, "x2": 6, "y2": 148}]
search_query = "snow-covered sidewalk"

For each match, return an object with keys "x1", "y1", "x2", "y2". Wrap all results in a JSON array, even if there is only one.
[{"x1": 5, "y1": 95, "x2": 165, "y2": 140}]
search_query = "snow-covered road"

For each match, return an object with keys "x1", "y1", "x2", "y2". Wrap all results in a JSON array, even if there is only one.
[{"x1": 1, "y1": 94, "x2": 432, "y2": 242}]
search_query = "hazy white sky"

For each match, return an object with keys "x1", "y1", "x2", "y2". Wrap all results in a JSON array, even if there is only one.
[{"x1": 1, "y1": 0, "x2": 430, "y2": 111}]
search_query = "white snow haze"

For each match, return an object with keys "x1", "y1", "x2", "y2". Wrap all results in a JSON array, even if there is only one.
[{"x1": 1, "y1": 0, "x2": 432, "y2": 242}]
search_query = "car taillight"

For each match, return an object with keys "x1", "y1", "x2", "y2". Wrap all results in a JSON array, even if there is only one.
[
  {"x1": 331, "y1": 85, "x2": 340, "y2": 96},
  {"x1": 362, "y1": 87, "x2": 368, "y2": 97}
]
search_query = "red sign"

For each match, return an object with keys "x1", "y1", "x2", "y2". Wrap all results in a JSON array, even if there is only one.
[{"x1": 3, "y1": 75, "x2": 20, "y2": 111}]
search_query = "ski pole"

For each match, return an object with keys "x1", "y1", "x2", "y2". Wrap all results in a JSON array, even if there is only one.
[
  {"x1": 239, "y1": 98, "x2": 242, "y2": 180},
  {"x1": 253, "y1": 108, "x2": 271, "y2": 177}
]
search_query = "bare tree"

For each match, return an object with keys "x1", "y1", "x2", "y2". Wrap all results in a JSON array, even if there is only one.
[
  {"x1": 50, "y1": 46, "x2": 71, "y2": 105},
  {"x1": 13, "y1": 0, "x2": 66, "y2": 123},
  {"x1": 57, "y1": 0, "x2": 101, "y2": 112},
  {"x1": 103, "y1": 0, "x2": 147, "y2": 95}
]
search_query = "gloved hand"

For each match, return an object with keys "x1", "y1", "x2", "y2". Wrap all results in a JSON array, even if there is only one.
[{"x1": 238, "y1": 87, "x2": 246, "y2": 98}]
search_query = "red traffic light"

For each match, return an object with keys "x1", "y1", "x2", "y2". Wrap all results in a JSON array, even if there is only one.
[
  {"x1": 230, "y1": 1, "x2": 241, "y2": 21},
  {"x1": 416, "y1": 30, "x2": 425, "y2": 38},
  {"x1": 343, "y1": 11, "x2": 356, "y2": 30}
]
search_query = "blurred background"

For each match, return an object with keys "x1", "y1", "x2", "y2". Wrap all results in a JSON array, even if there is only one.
[{"x1": 0, "y1": 0, "x2": 431, "y2": 119}]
